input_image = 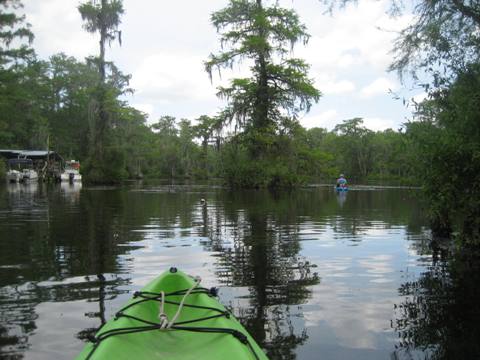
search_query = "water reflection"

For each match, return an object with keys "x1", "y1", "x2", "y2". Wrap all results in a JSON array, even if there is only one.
[
  {"x1": 335, "y1": 190, "x2": 347, "y2": 207},
  {"x1": 200, "y1": 191, "x2": 320, "y2": 358},
  {"x1": 1, "y1": 184, "x2": 459, "y2": 360},
  {"x1": 392, "y1": 246, "x2": 480, "y2": 360},
  {"x1": 0, "y1": 184, "x2": 133, "y2": 358}
]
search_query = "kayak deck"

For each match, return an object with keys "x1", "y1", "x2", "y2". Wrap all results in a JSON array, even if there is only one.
[{"x1": 76, "y1": 268, "x2": 267, "y2": 360}]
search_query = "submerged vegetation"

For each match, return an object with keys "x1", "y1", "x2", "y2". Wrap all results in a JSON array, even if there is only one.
[{"x1": 0, "y1": 0, "x2": 479, "y2": 242}]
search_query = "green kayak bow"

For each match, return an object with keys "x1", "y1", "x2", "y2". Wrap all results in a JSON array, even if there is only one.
[{"x1": 76, "y1": 268, "x2": 268, "y2": 360}]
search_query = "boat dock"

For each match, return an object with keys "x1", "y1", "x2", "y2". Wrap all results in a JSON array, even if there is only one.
[{"x1": 0, "y1": 149, "x2": 80, "y2": 183}]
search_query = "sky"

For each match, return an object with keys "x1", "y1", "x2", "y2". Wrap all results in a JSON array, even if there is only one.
[{"x1": 21, "y1": 0, "x2": 423, "y2": 131}]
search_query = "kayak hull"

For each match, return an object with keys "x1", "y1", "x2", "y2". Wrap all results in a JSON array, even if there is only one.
[{"x1": 76, "y1": 269, "x2": 267, "y2": 360}]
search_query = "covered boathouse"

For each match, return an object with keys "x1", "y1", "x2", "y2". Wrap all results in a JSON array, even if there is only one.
[{"x1": 0, "y1": 149, "x2": 64, "y2": 180}]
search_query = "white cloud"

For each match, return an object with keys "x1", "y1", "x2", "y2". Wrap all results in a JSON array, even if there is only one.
[
  {"x1": 315, "y1": 75, "x2": 356, "y2": 95},
  {"x1": 24, "y1": 0, "x2": 97, "y2": 59},
  {"x1": 131, "y1": 53, "x2": 218, "y2": 102},
  {"x1": 296, "y1": 0, "x2": 413, "y2": 72},
  {"x1": 301, "y1": 251, "x2": 402, "y2": 349},
  {"x1": 360, "y1": 77, "x2": 398, "y2": 98},
  {"x1": 132, "y1": 103, "x2": 154, "y2": 118},
  {"x1": 411, "y1": 92, "x2": 428, "y2": 104},
  {"x1": 301, "y1": 110, "x2": 339, "y2": 129},
  {"x1": 326, "y1": 80, "x2": 356, "y2": 95},
  {"x1": 363, "y1": 116, "x2": 398, "y2": 131}
]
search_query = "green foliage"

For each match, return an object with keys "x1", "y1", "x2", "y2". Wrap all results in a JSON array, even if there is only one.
[
  {"x1": 220, "y1": 143, "x2": 277, "y2": 188},
  {"x1": 206, "y1": 0, "x2": 320, "y2": 186},
  {"x1": 77, "y1": 0, "x2": 126, "y2": 183},
  {"x1": 407, "y1": 65, "x2": 480, "y2": 242},
  {"x1": 0, "y1": 60, "x2": 52, "y2": 149},
  {"x1": 0, "y1": 0, "x2": 34, "y2": 66},
  {"x1": 0, "y1": 1, "x2": 39, "y2": 150},
  {"x1": 333, "y1": 118, "x2": 374, "y2": 179},
  {"x1": 394, "y1": 249, "x2": 480, "y2": 360},
  {"x1": 0, "y1": 0, "x2": 423, "y2": 194},
  {"x1": 220, "y1": 124, "x2": 343, "y2": 188},
  {"x1": 47, "y1": 54, "x2": 99, "y2": 158},
  {"x1": 193, "y1": 115, "x2": 223, "y2": 178},
  {"x1": 324, "y1": 1, "x2": 480, "y2": 242},
  {"x1": 78, "y1": 0, "x2": 124, "y2": 41},
  {"x1": 206, "y1": 0, "x2": 320, "y2": 136},
  {"x1": 389, "y1": 1, "x2": 480, "y2": 84},
  {"x1": 0, "y1": 159, "x2": 5, "y2": 179},
  {"x1": 82, "y1": 144, "x2": 128, "y2": 184}
]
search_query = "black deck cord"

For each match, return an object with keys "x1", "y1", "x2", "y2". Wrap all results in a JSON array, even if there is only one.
[
  {"x1": 84, "y1": 287, "x2": 262, "y2": 360},
  {"x1": 86, "y1": 324, "x2": 260, "y2": 360},
  {"x1": 85, "y1": 324, "x2": 261, "y2": 360},
  {"x1": 118, "y1": 288, "x2": 212, "y2": 314},
  {"x1": 118, "y1": 312, "x2": 228, "y2": 326},
  {"x1": 171, "y1": 325, "x2": 261, "y2": 360},
  {"x1": 133, "y1": 294, "x2": 227, "y2": 314}
]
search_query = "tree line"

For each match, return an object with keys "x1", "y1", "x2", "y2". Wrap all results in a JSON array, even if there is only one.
[
  {"x1": 0, "y1": 0, "x2": 414, "y2": 184},
  {"x1": 1, "y1": 0, "x2": 479, "y2": 242}
]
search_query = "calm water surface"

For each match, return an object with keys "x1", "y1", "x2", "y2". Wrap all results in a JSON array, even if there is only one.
[{"x1": 1, "y1": 183, "x2": 479, "y2": 359}]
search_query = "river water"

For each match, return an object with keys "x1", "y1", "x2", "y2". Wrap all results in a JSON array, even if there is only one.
[{"x1": 0, "y1": 182, "x2": 479, "y2": 359}]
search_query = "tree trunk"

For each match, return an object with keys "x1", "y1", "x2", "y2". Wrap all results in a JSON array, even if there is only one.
[
  {"x1": 252, "y1": 0, "x2": 269, "y2": 159},
  {"x1": 95, "y1": 0, "x2": 108, "y2": 164},
  {"x1": 254, "y1": 0, "x2": 268, "y2": 130},
  {"x1": 99, "y1": 0, "x2": 107, "y2": 83}
]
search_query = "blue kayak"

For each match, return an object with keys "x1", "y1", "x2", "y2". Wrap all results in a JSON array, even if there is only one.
[{"x1": 335, "y1": 186, "x2": 348, "y2": 192}]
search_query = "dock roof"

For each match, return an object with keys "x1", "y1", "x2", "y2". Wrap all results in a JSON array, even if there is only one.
[{"x1": 0, "y1": 150, "x2": 64, "y2": 162}]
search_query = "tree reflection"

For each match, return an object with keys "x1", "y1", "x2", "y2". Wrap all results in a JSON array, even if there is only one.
[
  {"x1": 0, "y1": 185, "x2": 134, "y2": 357},
  {"x1": 202, "y1": 190, "x2": 320, "y2": 359},
  {"x1": 392, "y1": 246, "x2": 480, "y2": 359},
  {"x1": 0, "y1": 184, "x2": 433, "y2": 358}
]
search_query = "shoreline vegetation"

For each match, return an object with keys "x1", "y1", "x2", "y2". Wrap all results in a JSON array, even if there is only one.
[{"x1": 1, "y1": 0, "x2": 479, "y2": 243}]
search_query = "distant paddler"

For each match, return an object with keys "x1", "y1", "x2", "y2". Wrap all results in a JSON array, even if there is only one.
[{"x1": 335, "y1": 174, "x2": 348, "y2": 191}]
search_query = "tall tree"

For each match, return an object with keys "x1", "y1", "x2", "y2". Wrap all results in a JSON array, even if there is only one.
[
  {"x1": 47, "y1": 54, "x2": 100, "y2": 158},
  {"x1": 0, "y1": 0, "x2": 35, "y2": 147},
  {"x1": 334, "y1": 118, "x2": 374, "y2": 179},
  {"x1": 194, "y1": 115, "x2": 222, "y2": 176},
  {"x1": 78, "y1": 0, "x2": 123, "y2": 83},
  {"x1": 0, "y1": 0, "x2": 34, "y2": 67},
  {"x1": 206, "y1": 0, "x2": 320, "y2": 160},
  {"x1": 78, "y1": 0, "x2": 124, "y2": 182},
  {"x1": 389, "y1": 1, "x2": 480, "y2": 239}
]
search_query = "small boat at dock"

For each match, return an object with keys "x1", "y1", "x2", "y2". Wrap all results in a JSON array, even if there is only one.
[
  {"x1": 60, "y1": 160, "x2": 82, "y2": 183},
  {"x1": 6, "y1": 169, "x2": 21, "y2": 183},
  {"x1": 6, "y1": 159, "x2": 38, "y2": 183},
  {"x1": 22, "y1": 168, "x2": 38, "y2": 182}
]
